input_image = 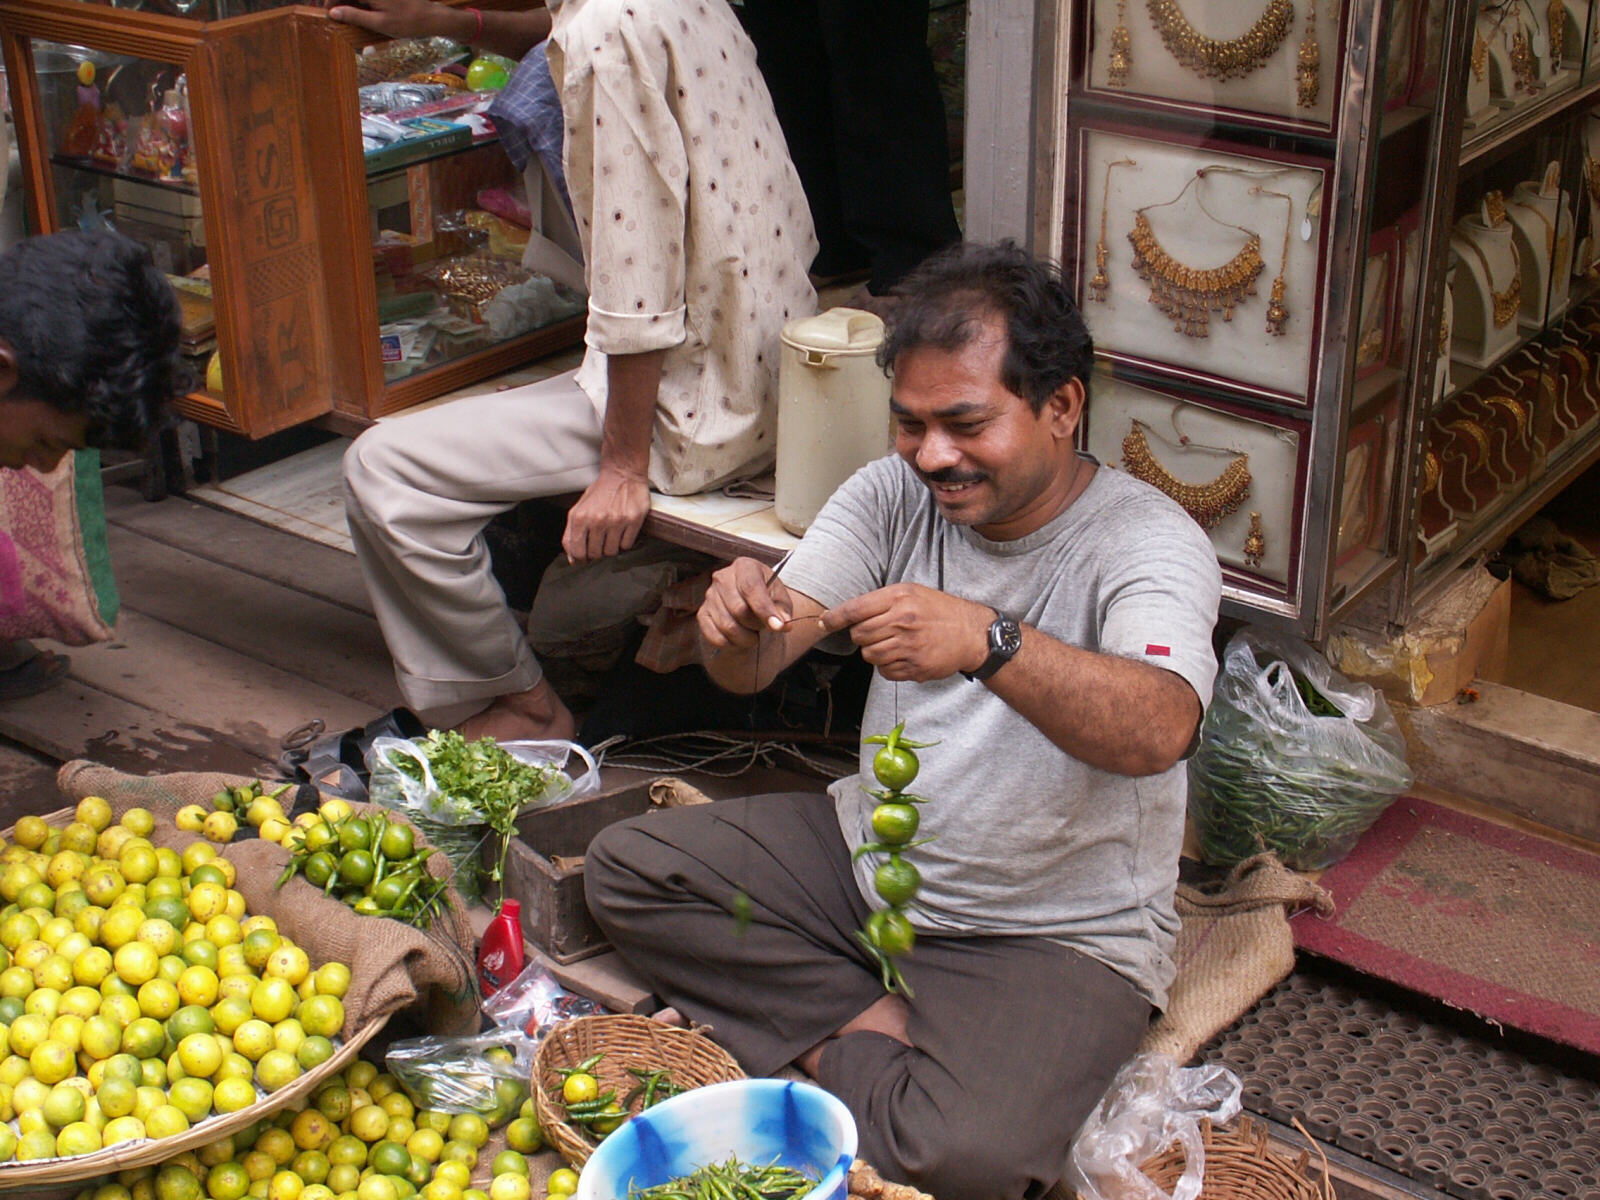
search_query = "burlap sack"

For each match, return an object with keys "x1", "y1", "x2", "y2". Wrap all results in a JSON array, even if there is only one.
[
  {"x1": 54, "y1": 760, "x2": 479, "y2": 1037},
  {"x1": 1139, "y1": 854, "x2": 1332, "y2": 1063}
]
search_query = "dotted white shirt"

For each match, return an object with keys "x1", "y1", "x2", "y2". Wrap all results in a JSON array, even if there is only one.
[{"x1": 549, "y1": 0, "x2": 819, "y2": 494}]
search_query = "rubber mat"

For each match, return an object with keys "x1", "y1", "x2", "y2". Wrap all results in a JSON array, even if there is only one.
[
  {"x1": 1201, "y1": 968, "x2": 1600, "y2": 1200},
  {"x1": 1293, "y1": 796, "x2": 1600, "y2": 1055}
]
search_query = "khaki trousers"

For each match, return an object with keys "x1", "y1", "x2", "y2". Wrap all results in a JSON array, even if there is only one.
[
  {"x1": 342, "y1": 371, "x2": 604, "y2": 712},
  {"x1": 585, "y1": 792, "x2": 1152, "y2": 1200}
]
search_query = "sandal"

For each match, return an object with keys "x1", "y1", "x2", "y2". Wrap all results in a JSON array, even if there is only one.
[
  {"x1": 277, "y1": 707, "x2": 427, "y2": 802},
  {"x1": 0, "y1": 648, "x2": 70, "y2": 701}
]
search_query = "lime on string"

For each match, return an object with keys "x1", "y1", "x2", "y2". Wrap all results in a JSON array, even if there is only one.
[{"x1": 855, "y1": 722, "x2": 939, "y2": 997}]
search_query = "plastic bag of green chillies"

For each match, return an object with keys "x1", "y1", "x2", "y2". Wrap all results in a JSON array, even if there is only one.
[{"x1": 1187, "y1": 628, "x2": 1413, "y2": 871}]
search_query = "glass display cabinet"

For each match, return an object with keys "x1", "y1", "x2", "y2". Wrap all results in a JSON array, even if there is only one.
[
  {"x1": 1398, "y1": 0, "x2": 1600, "y2": 621},
  {"x1": 1041, "y1": 0, "x2": 1600, "y2": 638},
  {"x1": 0, "y1": 0, "x2": 584, "y2": 438}
]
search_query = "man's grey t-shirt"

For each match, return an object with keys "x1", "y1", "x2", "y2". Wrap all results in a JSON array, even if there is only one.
[{"x1": 780, "y1": 454, "x2": 1222, "y2": 1008}]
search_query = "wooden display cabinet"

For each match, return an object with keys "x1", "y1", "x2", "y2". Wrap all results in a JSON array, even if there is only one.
[{"x1": 0, "y1": 0, "x2": 584, "y2": 438}]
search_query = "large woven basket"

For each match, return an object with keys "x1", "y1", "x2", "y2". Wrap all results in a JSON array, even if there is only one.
[
  {"x1": 1137, "y1": 1117, "x2": 1332, "y2": 1200},
  {"x1": 533, "y1": 1013, "x2": 745, "y2": 1167}
]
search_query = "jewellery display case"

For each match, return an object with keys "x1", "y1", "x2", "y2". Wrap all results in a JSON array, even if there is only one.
[
  {"x1": 1044, "y1": 0, "x2": 1600, "y2": 638},
  {"x1": 0, "y1": 0, "x2": 584, "y2": 439}
]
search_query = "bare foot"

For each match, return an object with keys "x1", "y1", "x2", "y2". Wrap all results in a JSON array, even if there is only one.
[
  {"x1": 455, "y1": 677, "x2": 577, "y2": 742},
  {"x1": 651, "y1": 1007, "x2": 686, "y2": 1027},
  {"x1": 796, "y1": 993, "x2": 911, "y2": 1077}
]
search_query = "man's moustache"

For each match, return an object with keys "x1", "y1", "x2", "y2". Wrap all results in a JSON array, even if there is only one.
[{"x1": 919, "y1": 469, "x2": 986, "y2": 486}]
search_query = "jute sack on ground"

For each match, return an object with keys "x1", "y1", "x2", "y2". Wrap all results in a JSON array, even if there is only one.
[
  {"x1": 55, "y1": 759, "x2": 479, "y2": 1037},
  {"x1": 1139, "y1": 854, "x2": 1332, "y2": 1063}
]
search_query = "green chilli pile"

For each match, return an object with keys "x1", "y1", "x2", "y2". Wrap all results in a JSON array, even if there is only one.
[{"x1": 852, "y1": 722, "x2": 936, "y2": 997}]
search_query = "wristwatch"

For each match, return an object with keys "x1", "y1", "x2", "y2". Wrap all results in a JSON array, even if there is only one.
[{"x1": 962, "y1": 610, "x2": 1022, "y2": 682}]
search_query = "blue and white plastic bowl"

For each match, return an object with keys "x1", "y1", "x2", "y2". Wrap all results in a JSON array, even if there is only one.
[{"x1": 573, "y1": 1078, "x2": 858, "y2": 1200}]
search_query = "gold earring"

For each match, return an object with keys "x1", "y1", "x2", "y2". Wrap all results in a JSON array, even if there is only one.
[
  {"x1": 1244, "y1": 511, "x2": 1266, "y2": 566},
  {"x1": 1297, "y1": 0, "x2": 1321, "y2": 107},
  {"x1": 1250, "y1": 185, "x2": 1294, "y2": 336},
  {"x1": 1089, "y1": 158, "x2": 1136, "y2": 303},
  {"x1": 1109, "y1": 0, "x2": 1132, "y2": 87}
]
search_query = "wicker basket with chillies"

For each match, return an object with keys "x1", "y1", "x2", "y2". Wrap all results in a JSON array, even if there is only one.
[
  {"x1": 533, "y1": 1014, "x2": 745, "y2": 1168},
  {"x1": 1187, "y1": 629, "x2": 1412, "y2": 872}
]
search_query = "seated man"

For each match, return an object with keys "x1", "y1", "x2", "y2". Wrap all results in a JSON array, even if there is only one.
[
  {"x1": 584, "y1": 242, "x2": 1222, "y2": 1200},
  {"x1": 340, "y1": 0, "x2": 817, "y2": 741}
]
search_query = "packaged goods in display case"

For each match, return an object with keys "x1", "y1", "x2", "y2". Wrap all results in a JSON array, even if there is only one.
[{"x1": 0, "y1": 3, "x2": 585, "y2": 437}]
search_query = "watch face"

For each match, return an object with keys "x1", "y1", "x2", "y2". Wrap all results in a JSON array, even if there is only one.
[{"x1": 993, "y1": 615, "x2": 1022, "y2": 657}]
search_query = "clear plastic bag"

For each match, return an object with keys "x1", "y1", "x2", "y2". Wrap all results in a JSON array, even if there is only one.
[
  {"x1": 1188, "y1": 628, "x2": 1413, "y2": 871},
  {"x1": 367, "y1": 734, "x2": 599, "y2": 903},
  {"x1": 482, "y1": 958, "x2": 605, "y2": 1039},
  {"x1": 1069, "y1": 1053, "x2": 1242, "y2": 1200},
  {"x1": 386, "y1": 1027, "x2": 537, "y2": 1124}
]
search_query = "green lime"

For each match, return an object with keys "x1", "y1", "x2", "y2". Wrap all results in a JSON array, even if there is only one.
[
  {"x1": 370, "y1": 875, "x2": 412, "y2": 912},
  {"x1": 378, "y1": 824, "x2": 414, "y2": 862},
  {"x1": 303, "y1": 851, "x2": 338, "y2": 890},
  {"x1": 870, "y1": 803, "x2": 920, "y2": 845},
  {"x1": 873, "y1": 856, "x2": 921, "y2": 907},
  {"x1": 337, "y1": 820, "x2": 373, "y2": 854},
  {"x1": 865, "y1": 908, "x2": 915, "y2": 956},
  {"x1": 338, "y1": 851, "x2": 376, "y2": 888}
]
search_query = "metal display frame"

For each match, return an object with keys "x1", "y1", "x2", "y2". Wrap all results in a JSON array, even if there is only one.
[{"x1": 1034, "y1": 0, "x2": 1600, "y2": 640}]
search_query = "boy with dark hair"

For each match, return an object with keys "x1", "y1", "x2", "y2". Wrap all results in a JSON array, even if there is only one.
[
  {"x1": 0, "y1": 229, "x2": 182, "y2": 472},
  {"x1": 0, "y1": 230, "x2": 183, "y2": 698}
]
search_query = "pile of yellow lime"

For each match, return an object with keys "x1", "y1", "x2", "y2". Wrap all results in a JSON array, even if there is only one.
[
  {"x1": 176, "y1": 783, "x2": 307, "y2": 850},
  {"x1": 67, "y1": 1060, "x2": 550, "y2": 1200},
  {"x1": 0, "y1": 797, "x2": 354, "y2": 1163}
]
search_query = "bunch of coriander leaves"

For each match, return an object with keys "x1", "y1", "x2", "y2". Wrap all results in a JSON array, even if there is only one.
[{"x1": 394, "y1": 730, "x2": 564, "y2": 904}]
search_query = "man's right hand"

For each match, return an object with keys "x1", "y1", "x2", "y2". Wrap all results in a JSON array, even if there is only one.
[
  {"x1": 327, "y1": 0, "x2": 460, "y2": 40},
  {"x1": 697, "y1": 557, "x2": 802, "y2": 653}
]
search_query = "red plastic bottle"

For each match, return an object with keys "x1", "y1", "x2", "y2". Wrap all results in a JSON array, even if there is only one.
[{"x1": 477, "y1": 898, "x2": 526, "y2": 998}]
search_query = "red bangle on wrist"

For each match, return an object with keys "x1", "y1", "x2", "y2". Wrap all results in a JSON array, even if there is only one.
[{"x1": 465, "y1": 5, "x2": 484, "y2": 42}]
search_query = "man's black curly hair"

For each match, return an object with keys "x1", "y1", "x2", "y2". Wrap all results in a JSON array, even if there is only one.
[
  {"x1": 0, "y1": 230, "x2": 184, "y2": 448},
  {"x1": 876, "y1": 240, "x2": 1095, "y2": 414}
]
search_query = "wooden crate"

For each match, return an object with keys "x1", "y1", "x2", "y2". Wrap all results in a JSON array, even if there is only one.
[{"x1": 500, "y1": 783, "x2": 659, "y2": 963}]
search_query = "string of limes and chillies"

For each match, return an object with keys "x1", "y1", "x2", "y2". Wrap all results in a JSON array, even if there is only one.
[
  {"x1": 852, "y1": 722, "x2": 937, "y2": 998},
  {"x1": 555, "y1": 1052, "x2": 682, "y2": 1142},
  {"x1": 274, "y1": 808, "x2": 452, "y2": 930}
]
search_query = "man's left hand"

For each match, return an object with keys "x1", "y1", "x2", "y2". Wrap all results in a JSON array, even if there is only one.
[
  {"x1": 820, "y1": 584, "x2": 993, "y2": 681},
  {"x1": 563, "y1": 464, "x2": 650, "y2": 563}
]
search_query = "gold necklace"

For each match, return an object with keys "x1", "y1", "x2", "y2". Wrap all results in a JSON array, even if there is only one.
[
  {"x1": 1509, "y1": 24, "x2": 1538, "y2": 93},
  {"x1": 1421, "y1": 449, "x2": 1441, "y2": 495},
  {"x1": 1507, "y1": 195, "x2": 1569, "y2": 274},
  {"x1": 1485, "y1": 393, "x2": 1530, "y2": 441},
  {"x1": 1129, "y1": 173, "x2": 1265, "y2": 337},
  {"x1": 1444, "y1": 418, "x2": 1493, "y2": 469},
  {"x1": 1472, "y1": 29, "x2": 1489, "y2": 79},
  {"x1": 1507, "y1": 196, "x2": 1556, "y2": 254},
  {"x1": 1456, "y1": 232, "x2": 1522, "y2": 328},
  {"x1": 1144, "y1": 0, "x2": 1296, "y2": 81},
  {"x1": 1120, "y1": 419, "x2": 1252, "y2": 528},
  {"x1": 1549, "y1": 0, "x2": 1565, "y2": 62}
]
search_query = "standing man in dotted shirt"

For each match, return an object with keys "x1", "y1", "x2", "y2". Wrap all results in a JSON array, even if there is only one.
[{"x1": 338, "y1": 0, "x2": 817, "y2": 742}]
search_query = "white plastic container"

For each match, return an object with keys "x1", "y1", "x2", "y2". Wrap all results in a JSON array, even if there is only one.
[{"x1": 775, "y1": 307, "x2": 893, "y2": 535}]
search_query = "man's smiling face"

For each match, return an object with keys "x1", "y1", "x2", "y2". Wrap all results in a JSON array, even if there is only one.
[{"x1": 890, "y1": 314, "x2": 1086, "y2": 541}]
